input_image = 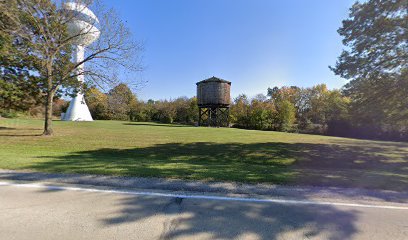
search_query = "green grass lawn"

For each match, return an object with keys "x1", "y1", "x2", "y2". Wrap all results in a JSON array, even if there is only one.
[{"x1": 1, "y1": 118, "x2": 407, "y2": 191}]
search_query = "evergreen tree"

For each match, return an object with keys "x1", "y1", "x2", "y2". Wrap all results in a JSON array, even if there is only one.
[{"x1": 0, "y1": 0, "x2": 43, "y2": 113}]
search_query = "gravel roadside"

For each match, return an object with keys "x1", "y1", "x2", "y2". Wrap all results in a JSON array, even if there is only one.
[{"x1": 1, "y1": 169, "x2": 407, "y2": 205}]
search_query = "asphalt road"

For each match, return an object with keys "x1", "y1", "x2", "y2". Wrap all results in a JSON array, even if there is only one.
[{"x1": 1, "y1": 182, "x2": 408, "y2": 240}]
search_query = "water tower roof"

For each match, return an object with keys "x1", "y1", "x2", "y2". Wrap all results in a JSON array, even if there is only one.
[{"x1": 196, "y1": 76, "x2": 231, "y2": 85}]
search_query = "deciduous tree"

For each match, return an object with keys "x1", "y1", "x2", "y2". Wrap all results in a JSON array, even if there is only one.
[
  {"x1": 107, "y1": 83, "x2": 137, "y2": 120},
  {"x1": 1, "y1": 0, "x2": 142, "y2": 135},
  {"x1": 331, "y1": 0, "x2": 407, "y2": 129}
]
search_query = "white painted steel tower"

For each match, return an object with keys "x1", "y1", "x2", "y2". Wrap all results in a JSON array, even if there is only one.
[{"x1": 61, "y1": 1, "x2": 100, "y2": 121}]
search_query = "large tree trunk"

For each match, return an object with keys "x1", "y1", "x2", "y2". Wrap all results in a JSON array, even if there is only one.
[{"x1": 43, "y1": 91, "x2": 54, "y2": 136}]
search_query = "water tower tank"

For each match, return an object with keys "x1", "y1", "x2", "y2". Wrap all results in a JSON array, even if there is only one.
[
  {"x1": 62, "y1": 2, "x2": 100, "y2": 46},
  {"x1": 196, "y1": 77, "x2": 231, "y2": 107}
]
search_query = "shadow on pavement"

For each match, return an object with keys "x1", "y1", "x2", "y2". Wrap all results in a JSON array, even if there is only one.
[{"x1": 98, "y1": 193, "x2": 358, "y2": 239}]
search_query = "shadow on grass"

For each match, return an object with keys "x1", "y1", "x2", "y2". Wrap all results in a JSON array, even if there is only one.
[
  {"x1": 0, "y1": 127, "x2": 16, "y2": 130},
  {"x1": 0, "y1": 126, "x2": 43, "y2": 136},
  {"x1": 32, "y1": 142, "x2": 296, "y2": 184},
  {"x1": 123, "y1": 122, "x2": 193, "y2": 128},
  {"x1": 0, "y1": 127, "x2": 42, "y2": 131},
  {"x1": 293, "y1": 140, "x2": 408, "y2": 191},
  {"x1": 0, "y1": 134, "x2": 43, "y2": 137},
  {"x1": 29, "y1": 141, "x2": 408, "y2": 191}
]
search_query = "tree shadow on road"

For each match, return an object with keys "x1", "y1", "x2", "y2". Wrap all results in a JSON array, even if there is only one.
[
  {"x1": 0, "y1": 175, "x2": 360, "y2": 239},
  {"x1": 98, "y1": 193, "x2": 358, "y2": 240}
]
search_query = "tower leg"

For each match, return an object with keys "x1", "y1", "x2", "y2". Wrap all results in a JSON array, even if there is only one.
[
  {"x1": 198, "y1": 108, "x2": 202, "y2": 126},
  {"x1": 62, "y1": 45, "x2": 93, "y2": 121}
]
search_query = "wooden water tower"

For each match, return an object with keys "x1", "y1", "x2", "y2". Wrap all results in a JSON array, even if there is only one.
[{"x1": 196, "y1": 76, "x2": 231, "y2": 127}]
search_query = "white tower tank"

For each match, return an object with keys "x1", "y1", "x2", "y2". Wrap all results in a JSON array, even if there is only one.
[{"x1": 61, "y1": 1, "x2": 100, "y2": 121}]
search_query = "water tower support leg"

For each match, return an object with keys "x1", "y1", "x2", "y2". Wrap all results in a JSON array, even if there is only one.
[
  {"x1": 198, "y1": 108, "x2": 202, "y2": 126},
  {"x1": 198, "y1": 107, "x2": 210, "y2": 126}
]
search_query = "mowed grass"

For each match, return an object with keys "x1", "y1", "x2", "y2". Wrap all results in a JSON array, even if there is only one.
[{"x1": 1, "y1": 118, "x2": 407, "y2": 191}]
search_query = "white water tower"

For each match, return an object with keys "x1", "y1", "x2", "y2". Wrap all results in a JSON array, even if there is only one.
[{"x1": 61, "y1": 1, "x2": 100, "y2": 121}]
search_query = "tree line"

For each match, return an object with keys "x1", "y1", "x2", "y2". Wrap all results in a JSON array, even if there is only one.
[
  {"x1": 231, "y1": 85, "x2": 349, "y2": 134},
  {"x1": 81, "y1": 80, "x2": 406, "y2": 141},
  {"x1": 84, "y1": 84, "x2": 199, "y2": 124}
]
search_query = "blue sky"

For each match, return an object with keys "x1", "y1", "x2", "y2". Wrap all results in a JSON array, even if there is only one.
[{"x1": 102, "y1": 0, "x2": 355, "y2": 101}]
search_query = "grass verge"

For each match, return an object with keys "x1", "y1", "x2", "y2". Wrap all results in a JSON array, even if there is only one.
[{"x1": 1, "y1": 119, "x2": 407, "y2": 191}]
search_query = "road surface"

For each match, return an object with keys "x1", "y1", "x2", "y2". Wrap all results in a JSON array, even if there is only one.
[{"x1": 0, "y1": 181, "x2": 407, "y2": 240}]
